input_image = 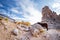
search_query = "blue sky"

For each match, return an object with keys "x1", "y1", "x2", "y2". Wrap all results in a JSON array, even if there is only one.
[{"x1": 0, "y1": 0, "x2": 60, "y2": 24}]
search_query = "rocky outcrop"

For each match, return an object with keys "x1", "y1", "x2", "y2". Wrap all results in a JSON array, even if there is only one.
[
  {"x1": 41, "y1": 6, "x2": 60, "y2": 29},
  {"x1": 30, "y1": 23, "x2": 45, "y2": 37}
]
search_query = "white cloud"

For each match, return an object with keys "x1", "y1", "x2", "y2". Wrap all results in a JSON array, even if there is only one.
[
  {"x1": 23, "y1": 7, "x2": 42, "y2": 24},
  {"x1": 0, "y1": 3, "x2": 3, "y2": 7},
  {"x1": 15, "y1": 0, "x2": 42, "y2": 24},
  {"x1": 0, "y1": 9, "x2": 7, "y2": 14},
  {"x1": 55, "y1": 10, "x2": 60, "y2": 15},
  {"x1": 52, "y1": 3, "x2": 60, "y2": 8},
  {"x1": 13, "y1": 17, "x2": 28, "y2": 22},
  {"x1": 54, "y1": 0, "x2": 60, "y2": 2},
  {"x1": 52, "y1": 1, "x2": 60, "y2": 15},
  {"x1": 11, "y1": 8, "x2": 19, "y2": 13}
]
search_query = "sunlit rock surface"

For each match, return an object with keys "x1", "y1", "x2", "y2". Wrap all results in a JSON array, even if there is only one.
[{"x1": 42, "y1": 6, "x2": 60, "y2": 29}]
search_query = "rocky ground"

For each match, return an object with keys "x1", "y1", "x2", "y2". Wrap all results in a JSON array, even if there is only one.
[{"x1": 0, "y1": 18, "x2": 60, "y2": 40}]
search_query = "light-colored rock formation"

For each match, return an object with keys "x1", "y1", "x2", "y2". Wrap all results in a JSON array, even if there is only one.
[
  {"x1": 12, "y1": 28, "x2": 19, "y2": 36},
  {"x1": 42, "y1": 6, "x2": 60, "y2": 29},
  {"x1": 17, "y1": 24, "x2": 30, "y2": 32},
  {"x1": 30, "y1": 23, "x2": 46, "y2": 37},
  {"x1": 47, "y1": 29, "x2": 60, "y2": 40}
]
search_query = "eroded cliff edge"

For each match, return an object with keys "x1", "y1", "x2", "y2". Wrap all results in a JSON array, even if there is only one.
[{"x1": 41, "y1": 6, "x2": 60, "y2": 29}]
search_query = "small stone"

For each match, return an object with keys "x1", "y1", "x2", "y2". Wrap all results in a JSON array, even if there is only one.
[{"x1": 12, "y1": 28, "x2": 19, "y2": 36}]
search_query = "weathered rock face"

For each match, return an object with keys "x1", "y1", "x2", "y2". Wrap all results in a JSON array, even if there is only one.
[
  {"x1": 30, "y1": 23, "x2": 46, "y2": 37},
  {"x1": 42, "y1": 6, "x2": 60, "y2": 29},
  {"x1": 42, "y1": 6, "x2": 52, "y2": 19}
]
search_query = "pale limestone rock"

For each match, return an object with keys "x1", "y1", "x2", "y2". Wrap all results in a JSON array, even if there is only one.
[
  {"x1": 46, "y1": 29, "x2": 60, "y2": 40},
  {"x1": 17, "y1": 25, "x2": 30, "y2": 32},
  {"x1": 30, "y1": 23, "x2": 45, "y2": 37},
  {"x1": 42, "y1": 6, "x2": 60, "y2": 29},
  {"x1": 12, "y1": 28, "x2": 19, "y2": 36}
]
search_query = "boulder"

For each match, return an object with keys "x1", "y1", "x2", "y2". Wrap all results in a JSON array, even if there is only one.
[
  {"x1": 12, "y1": 28, "x2": 19, "y2": 36},
  {"x1": 30, "y1": 23, "x2": 45, "y2": 37}
]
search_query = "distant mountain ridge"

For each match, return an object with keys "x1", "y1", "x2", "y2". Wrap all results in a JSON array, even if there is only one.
[{"x1": 0, "y1": 14, "x2": 15, "y2": 22}]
